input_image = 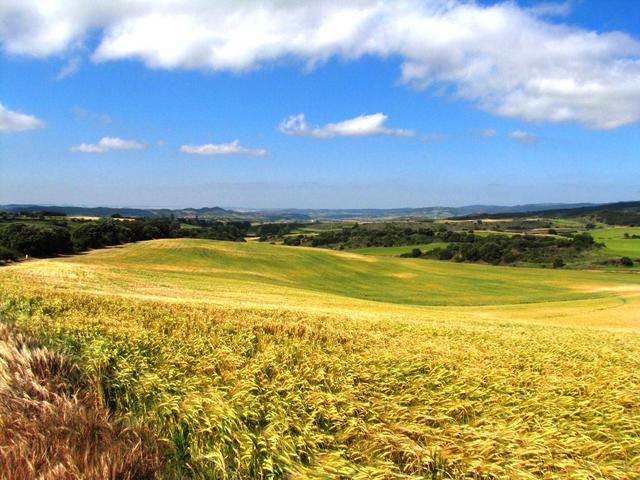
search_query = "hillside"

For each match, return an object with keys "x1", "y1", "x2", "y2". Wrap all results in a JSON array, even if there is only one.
[
  {"x1": 1, "y1": 239, "x2": 639, "y2": 478},
  {"x1": 453, "y1": 201, "x2": 640, "y2": 224}
]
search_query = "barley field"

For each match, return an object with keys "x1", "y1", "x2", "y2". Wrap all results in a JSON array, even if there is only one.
[{"x1": 1, "y1": 239, "x2": 639, "y2": 478}]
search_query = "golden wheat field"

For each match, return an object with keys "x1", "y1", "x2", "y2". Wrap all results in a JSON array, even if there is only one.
[{"x1": 1, "y1": 238, "x2": 639, "y2": 479}]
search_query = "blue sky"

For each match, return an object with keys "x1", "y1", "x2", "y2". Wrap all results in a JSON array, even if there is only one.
[{"x1": 1, "y1": 0, "x2": 639, "y2": 208}]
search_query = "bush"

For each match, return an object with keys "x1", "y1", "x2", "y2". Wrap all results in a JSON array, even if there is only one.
[
  {"x1": 553, "y1": 258, "x2": 565, "y2": 269},
  {"x1": 620, "y1": 257, "x2": 634, "y2": 267},
  {"x1": 572, "y1": 233, "x2": 595, "y2": 249},
  {"x1": 439, "y1": 248, "x2": 455, "y2": 260},
  {"x1": 0, "y1": 246, "x2": 19, "y2": 262},
  {"x1": 502, "y1": 250, "x2": 520, "y2": 264}
]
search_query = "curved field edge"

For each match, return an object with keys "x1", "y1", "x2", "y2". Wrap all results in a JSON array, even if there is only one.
[
  {"x1": 0, "y1": 321, "x2": 162, "y2": 479},
  {"x1": 1, "y1": 239, "x2": 639, "y2": 478}
]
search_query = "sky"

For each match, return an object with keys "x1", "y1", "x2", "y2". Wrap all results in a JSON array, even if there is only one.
[{"x1": 0, "y1": 0, "x2": 639, "y2": 209}]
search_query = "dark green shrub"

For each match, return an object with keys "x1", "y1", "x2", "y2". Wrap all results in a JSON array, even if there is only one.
[{"x1": 620, "y1": 257, "x2": 634, "y2": 267}]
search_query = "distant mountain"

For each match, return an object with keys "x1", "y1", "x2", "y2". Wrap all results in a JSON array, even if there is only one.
[
  {"x1": 243, "y1": 203, "x2": 597, "y2": 220},
  {"x1": 0, "y1": 204, "x2": 241, "y2": 219},
  {"x1": 0, "y1": 202, "x2": 623, "y2": 221}
]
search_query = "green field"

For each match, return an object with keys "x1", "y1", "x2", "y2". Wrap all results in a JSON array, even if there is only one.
[
  {"x1": 591, "y1": 226, "x2": 640, "y2": 258},
  {"x1": 351, "y1": 242, "x2": 448, "y2": 256},
  {"x1": 10, "y1": 239, "x2": 640, "y2": 307},
  {"x1": 1, "y1": 238, "x2": 639, "y2": 478}
]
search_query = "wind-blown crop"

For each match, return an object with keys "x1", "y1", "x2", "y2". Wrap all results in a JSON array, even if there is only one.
[{"x1": 0, "y1": 239, "x2": 639, "y2": 478}]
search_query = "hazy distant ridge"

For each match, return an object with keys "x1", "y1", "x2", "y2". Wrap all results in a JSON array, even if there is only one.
[{"x1": 0, "y1": 202, "x2": 601, "y2": 220}]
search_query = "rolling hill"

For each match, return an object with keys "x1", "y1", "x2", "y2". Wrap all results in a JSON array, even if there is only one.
[
  {"x1": 1, "y1": 238, "x2": 639, "y2": 478},
  {"x1": 453, "y1": 201, "x2": 640, "y2": 224}
]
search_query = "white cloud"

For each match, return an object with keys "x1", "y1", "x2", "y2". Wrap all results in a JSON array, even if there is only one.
[
  {"x1": 482, "y1": 129, "x2": 497, "y2": 138},
  {"x1": 70, "y1": 136, "x2": 145, "y2": 153},
  {"x1": 1, "y1": 1, "x2": 640, "y2": 129},
  {"x1": 510, "y1": 130, "x2": 541, "y2": 144},
  {"x1": 180, "y1": 140, "x2": 267, "y2": 156},
  {"x1": 72, "y1": 106, "x2": 112, "y2": 124},
  {"x1": 470, "y1": 128, "x2": 498, "y2": 138},
  {"x1": 279, "y1": 113, "x2": 415, "y2": 138},
  {"x1": 56, "y1": 56, "x2": 81, "y2": 79},
  {"x1": 0, "y1": 103, "x2": 44, "y2": 132},
  {"x1": 528, "y1": 2, "x2": 573, "y2": 17}
]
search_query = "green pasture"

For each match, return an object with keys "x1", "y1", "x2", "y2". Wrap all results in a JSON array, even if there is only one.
[
  {"x1": 351, "y1": 242, "x2": 448, "y2": 256},
  {"x1": 591, "y1": 227, "x2": 640, "y2": 258}
]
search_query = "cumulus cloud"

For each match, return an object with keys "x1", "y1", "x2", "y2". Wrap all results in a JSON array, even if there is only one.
[
  {"x1": 1, "y1": 1, "x2": 640, "y2": 128},
  {"x1": 509, "y1": 130, "x2": 541, "y2": 144},
  {"x1": 180, "y1": 140, "x2": 267, "y2": 156},
  {"x1": 0, "y1": 103, "x2": 44, "y2": 132},
  {"x1": 279, "y1": 113, "x2": 415, "y2": 138},
  {"x1": 70, "y1": 136, "x2": 145, "y2": 153}
]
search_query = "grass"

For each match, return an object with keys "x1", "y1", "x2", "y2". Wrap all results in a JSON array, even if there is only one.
[
  {"x1": 547, "y1": 218, "x2": 586, "y2": 227},
  {"x1": 591, "y1": 226, "x2": 640, "y2": 258},
  {"x1": 351, "y1": 242, "x2": 448, "y2": 256},
  {"x1": 9, "y1": 238, "x2": 640, "y2": 307},
  {"x1": 180, "y1": 223, "x2": 203, "y2": 230},
  {"x1": 1, "y1": 238, "x2": 639, "y2": 478},
  {"x1": 293, "y1": 222, "x2": 356, "y2": 234}
]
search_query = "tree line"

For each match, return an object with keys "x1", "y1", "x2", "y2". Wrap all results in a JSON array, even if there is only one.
[
  {"x1": 412, "y1": 232, "x2": 600, "y2": 267},
  {"x1": 284, "y1": 224, "x2": 440, "y2": 249},
  {"x1": 0, "y1": 217, "x2": 251, "y2": 262},
  {"x1": 283, "y1": 224, "x2": 605, "y2": 267}
]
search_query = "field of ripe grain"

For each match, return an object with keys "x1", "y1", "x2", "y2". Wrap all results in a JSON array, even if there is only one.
[{"x1": 1, "y1": 238, "x2": 639, "y2": 479}]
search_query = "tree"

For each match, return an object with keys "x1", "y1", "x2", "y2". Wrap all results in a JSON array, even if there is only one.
[
  {"x1": 0, "y1": 223, "x2": 72, "y2": 257},
  {"x1": 572, "y1": 233, "x2": 595, "y2": 249},
  {"x1": 479, "y1": 242, "x2": 503, "y2": 264}
]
